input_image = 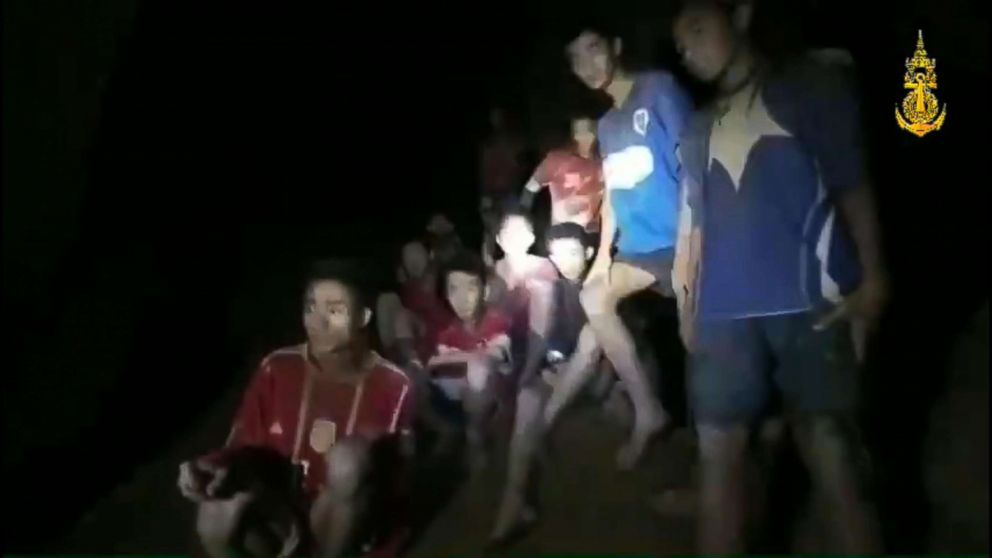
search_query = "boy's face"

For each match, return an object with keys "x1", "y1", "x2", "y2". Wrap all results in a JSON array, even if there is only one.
[
  {"x1": 496, "y1": 216, "x2": 535, "y2": 256},
  {"x1": 572, "y1": 118, "x2": 597, "y2": 153},
  {"x1": 401, "y1": 241, "x2": 429, "y2": 280},
  {"x1": 446, "y1": 271, "x2": 484, "y2": 322},
  {"x1": 567, "y1": 31, "x2": 617, "y2": 91},
  {"x1": 303, "y1": 280, "x2": 363, "y2": 354},
  {"x1": 548, "y1": 238, "x2": 591, "y2": 282},
  {"x1": 673, "y1": 4, "x2": 737, "y2": 83}
]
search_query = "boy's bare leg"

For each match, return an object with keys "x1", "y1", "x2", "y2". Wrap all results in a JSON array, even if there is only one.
[
  {"x1": 542, "y1": 325, "x2": 602, "y2": 428},
  {"x1": 393, "y1": 308, "x2": 454, "y2": 441},
  {"x1": 195, "y1": 490, "x2": 302, "y2": 558},
  {"x1": 580, "y1": 262, "x2": 669, "y2": 469},
  {"x1": 697, "y1": 423, "x2": 751, "y2": 555},
  {"x1": 462, "y1": 355, "x2": 498, "y2": 472},
  {"x1": 490, "y1": 382, "x2": 549, "y2": 542},
  {"x1": 310, "y1": 439, "x2": 373, "y2": 558}
]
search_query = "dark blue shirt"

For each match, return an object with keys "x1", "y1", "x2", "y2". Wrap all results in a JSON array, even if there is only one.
[{"x1": 681, "y1": 59, "x2": 864, "y2": 319}]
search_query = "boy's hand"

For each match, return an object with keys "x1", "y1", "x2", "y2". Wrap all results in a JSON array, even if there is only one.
[
  {"x1": 178, "y1": 459, "x2": 228, "y2": 502},
  {"x1": 814, "y1": 272, "x2": 889, "y2": 332}
]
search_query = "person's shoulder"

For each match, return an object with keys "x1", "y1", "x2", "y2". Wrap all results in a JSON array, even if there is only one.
[
  {"x1": 257, "y1": 344, "x2": 307, "y2": 375},
  {"x1": 544, "y1": 148, "x2": 573, "y2": 165},
  {"x1": 638, "y1": 70, "x2": 686, "y2": 98},
  {"x1": 369, "y1": 352, "x2": 412, "y2": 389},
  {"x1": 532, "y1": 256, "x2": 559, "y2": 281},
  {"x1": 774, "y1": 53, "x2": 856, "y2": 96}
]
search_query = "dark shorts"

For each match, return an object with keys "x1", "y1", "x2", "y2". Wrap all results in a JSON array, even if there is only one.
[
  {"x1": 428, "y1": 378, "x2": 469, "y2": 425},
  {"x1": 689, "y1": 311, "x2": 858, "y2": 426},
  {"x1": 614, "y1": 248, "x2": 675, "y2": 297}
]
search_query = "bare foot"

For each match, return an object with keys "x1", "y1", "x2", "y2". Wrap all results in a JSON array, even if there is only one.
[
  {"x1": 488, "y1": 496, "x2": 539, "y2": 550},
  {"x1": 616, "y1": 411, "x2": 669, "y2": 471}
]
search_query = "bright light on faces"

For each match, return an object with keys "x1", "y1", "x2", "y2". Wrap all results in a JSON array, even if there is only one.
[
  {"x1": 673, "y1": 5, "x2": 737, "y2": 83},
  {"x1": 496, "y1": 215, "x2": 536, "y2": 256},
  {"x1": 304, "y1": 280, "x2": 357, "y2": 354},
  {"x1": 548, "y1": 238, "x2": 589, "y2": 282},
  {"x1": 446, "y1": 271, "x2": 484, "y2": 322},
  {"x1": 572, "y1": 118, "x2": 597, "y2": 154},
  {"x1": 401, "y1": 241, "x2": 429, "y2": 279},
  {"x1": 567, "y1": 31, "x2": 616, "y2": 91}
]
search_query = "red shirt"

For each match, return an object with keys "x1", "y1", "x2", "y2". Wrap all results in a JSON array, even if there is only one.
[
  {"x1": 532, "y1": 148, "x2": 605, "y2": 232},
  {"x1": 434, "y1": 310, "x2": 512, "y2": 376},
  {"x1": 206, "y1": 345, "x2": 413, "y2": 499},
  {"x1": 399, "y1": 279, "x2": 452, "y2": 363}
]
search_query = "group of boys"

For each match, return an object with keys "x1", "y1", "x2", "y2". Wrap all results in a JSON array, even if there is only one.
[{"x1": 176, "y1": 1, "x2": 888, "y2": 555}]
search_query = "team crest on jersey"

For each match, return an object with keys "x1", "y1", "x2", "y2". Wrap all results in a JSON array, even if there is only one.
[
  {"x1": 309, "y1": 419, "x2": 337, "y2": 454},
  {"x1": 633, "y1": 108, "x2": 650, "y2": 136}
]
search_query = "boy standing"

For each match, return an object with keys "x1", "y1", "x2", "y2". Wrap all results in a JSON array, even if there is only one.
[{"x1": 672, "y1": 0, "x2": 886, "y2": 553}]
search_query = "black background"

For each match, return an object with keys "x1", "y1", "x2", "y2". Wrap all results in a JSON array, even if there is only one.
[{"x1": 3, "y1": 0, "x2": 988, "y2": 551}]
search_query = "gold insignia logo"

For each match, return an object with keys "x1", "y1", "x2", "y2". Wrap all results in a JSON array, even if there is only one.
[{"x1": 896, "y1": 30, "x2": 947, "y2": 137}]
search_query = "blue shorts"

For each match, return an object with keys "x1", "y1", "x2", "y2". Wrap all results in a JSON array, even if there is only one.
[
  {"x1": 429, "y1": 383, "x2": 467, "y2": 425},
  {"x1": 615, "y1": 248, "x2": 675, "y2": 297},
  {"x1": 689, "y1": 311, "x2": 858, "y2": 426}
]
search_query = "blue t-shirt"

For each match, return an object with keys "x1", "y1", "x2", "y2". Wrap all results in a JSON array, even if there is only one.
[
  {"x1": 681, "y1": 59, "x2": 864, "y2": 320},
  {"x1": 598, "y1": 72, "x2": 692, "y2": 256}
]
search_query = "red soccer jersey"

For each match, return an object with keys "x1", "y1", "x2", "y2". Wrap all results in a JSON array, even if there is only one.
[
  {"x1": 532, "y1": 148, "x2": 605, "y2": 232},
  {"x1": 435, "y1": 310, "x2": 512, "y2": 366},
  {"x1": 399, "y1": 278, "x2": 452, "y2": 363},
  {"x1": 205, "y1": 345, "x2": 413, "y2": 500}
]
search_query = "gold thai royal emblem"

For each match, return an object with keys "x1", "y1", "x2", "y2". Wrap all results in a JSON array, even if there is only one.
[{"x1": 896, "y1": 30, "x2": 947, "y2": 137}]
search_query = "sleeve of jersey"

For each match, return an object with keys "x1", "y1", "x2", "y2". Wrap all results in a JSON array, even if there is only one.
[
  {"x1": 200, "y1": 364, "x2": 272, "y2": 466},
  {"x1": 655, "y1": 77, "x2": 694, "y2": 182},
  {"x1": 800, "y1": 68, "x2": 865, "y2": 195},
  {"x1": 532, "y1": 152, "x2": 554, "y2": 185}
]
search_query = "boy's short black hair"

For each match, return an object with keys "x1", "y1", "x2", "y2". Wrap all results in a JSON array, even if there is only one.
[
  {"x1": 546, "y1": 222, "x2": 592, "y2": 249},
  {"x1": 498, "y1": 208, "x2": 535, "y2": 231},
  {"x1": 304, "y1": 258, "x2": 370, "y2": 311},
  {"x1": 437, "y1": 250, "x2": 488, "y2": 297},
  {"x1": 561, "y1": 16, "x2": 622, "y2": 47}
]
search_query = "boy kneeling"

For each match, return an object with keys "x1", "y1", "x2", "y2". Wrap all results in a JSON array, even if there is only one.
[{"x1": 177, "y1": 260, "x2": 414, "y2": 558}]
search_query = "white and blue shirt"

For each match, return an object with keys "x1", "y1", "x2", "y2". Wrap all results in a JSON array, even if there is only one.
[{"x1": 599, "y1": 71, "x2": 692, "y2": 256}]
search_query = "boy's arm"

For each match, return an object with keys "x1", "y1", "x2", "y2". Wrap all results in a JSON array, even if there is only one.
[
  {"x1": 520, "y1": 153, "x2": 553, "y2": 211},
  {"x1": 519, "y1": 176, "x2": 545, "y2": 212},
  {"x1": 586, "y1": 188, "x2": 616, "y2": 284},
  {"x1": 655, "y1": 78, "x2": 694, "y2": 183},
  {"x1": 799, "y1": 67, "x2": 889, "y2": 329},
  {"x1": 213, "y1": 365, "x2": 271, "y2": 457}
]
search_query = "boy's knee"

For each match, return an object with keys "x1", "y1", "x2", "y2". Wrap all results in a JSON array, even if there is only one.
[
  {"x1": 326, "y1": 439, "x2": 372, "y2": 496},
  {"x1": 196, "y1": 497, "x2": 247, "y2": 549},
  {"x1": 579, "y1": 282, "x2": 610, "y2": 317},
  {"x1": 697, "y1": 423, "x2": 750, "y2": 464},
  {"x1": 465, "y1": 355, "x2": 495, "y2": 392}
]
